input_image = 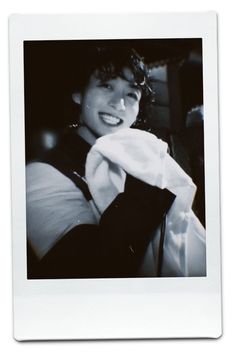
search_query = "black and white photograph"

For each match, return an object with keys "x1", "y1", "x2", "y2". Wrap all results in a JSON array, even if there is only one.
[
  {"x1": 9, "y1": 13, "x2": 221, "y2": 340},
  {"x1": 25, "y1": 39, "x2": 206, "y2": 279}
]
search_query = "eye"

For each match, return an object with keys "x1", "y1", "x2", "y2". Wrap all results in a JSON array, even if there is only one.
[
  {"x1": 127, "y1": 92, "x2": 139, "y2": 101},
  {"x1": 98, "y1": 82, "x2": 112, "y2": 90}
]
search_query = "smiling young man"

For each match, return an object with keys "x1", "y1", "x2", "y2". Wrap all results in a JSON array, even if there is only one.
[
  {"x1": 26, "y1": 46, "x2": 176, "y2": 279},
  {"x1": 72, "y1": 67, "x2": 142, "y2": 145}
]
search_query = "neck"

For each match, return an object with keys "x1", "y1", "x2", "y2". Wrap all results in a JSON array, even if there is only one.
[{"x1": 76, "y1": 126, "x2": 97, "y2": 146}]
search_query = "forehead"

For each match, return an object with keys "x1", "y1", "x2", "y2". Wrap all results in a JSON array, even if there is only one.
[{"x1": 88, "y1": 67, "x2": 141, "y2": 90}]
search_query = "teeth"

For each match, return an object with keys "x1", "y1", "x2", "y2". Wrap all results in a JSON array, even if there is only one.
[{"x1": 100, "y1": 113, "x2": 121, "y2": 126}]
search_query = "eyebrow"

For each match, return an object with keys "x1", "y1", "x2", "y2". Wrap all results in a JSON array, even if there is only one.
[
  {"x1": 128, "y1": 82, "x2": 142, "y2": 92},
  {"x1": 97, "y1": 74, "x2": 141, "y2": 93}
]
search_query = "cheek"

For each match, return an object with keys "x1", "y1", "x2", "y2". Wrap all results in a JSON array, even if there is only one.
[
  {"x1": 83, "y1": 93, "x2": 95, "y2": 110},
  {"x1": 84, "y1": 92, "x2": 105, "y2": 113},
  {"x1": 81, "y1": 93, "x2": 98, "y2": 119},
  {"x1": 129, "y1": 104, "x2": 139, "y2": 123},
  {"x1": 124, "y1": 110, "x2": 138, "y2": 127}
]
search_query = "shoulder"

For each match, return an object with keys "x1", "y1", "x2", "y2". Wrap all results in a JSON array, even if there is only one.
[
  {"x1": 26, "y1": 161, "x2": 97, "y2": 258},
  {"x1": 26, "y1": 161, "x2": 73, "y2": 188},
  {"x1": 26, "y1": 161, "x2": 61, "y2": 180}
]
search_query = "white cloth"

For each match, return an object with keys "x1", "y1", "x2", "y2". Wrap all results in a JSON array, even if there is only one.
[{"x1": 86, "y1": 128, "x2": 206, "y2": 277}]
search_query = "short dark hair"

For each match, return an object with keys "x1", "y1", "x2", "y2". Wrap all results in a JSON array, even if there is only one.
[{"x1": 72, "y1": 46, "x2": 154, "y2": 127}]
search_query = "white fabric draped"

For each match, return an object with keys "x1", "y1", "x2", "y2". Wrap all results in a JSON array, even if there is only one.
[{"x1": 86, "y1": 128, "x2": 206, "y2": 277}]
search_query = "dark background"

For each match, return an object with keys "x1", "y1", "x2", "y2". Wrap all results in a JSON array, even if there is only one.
[{"x1": 24, "y1": 39, "x2": 205, "y2": 225}]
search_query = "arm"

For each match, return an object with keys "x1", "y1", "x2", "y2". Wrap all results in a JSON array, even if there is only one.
[{"x1": 33, "y1": 175, "x2": 175, "y2": 278}]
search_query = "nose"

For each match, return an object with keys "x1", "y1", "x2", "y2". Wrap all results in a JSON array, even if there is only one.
[{"x1": 109, "y1": 95, "x2": 126, "y2": 111}]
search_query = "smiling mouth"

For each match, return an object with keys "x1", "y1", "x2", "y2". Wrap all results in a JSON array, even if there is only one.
[{"x1": 99, "y1": 112, "x2": 123, "y2": 126}]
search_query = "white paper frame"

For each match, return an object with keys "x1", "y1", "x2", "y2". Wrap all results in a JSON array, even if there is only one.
[{"x1": 9, "y1": 12, "x2": 222, "y2": 340}]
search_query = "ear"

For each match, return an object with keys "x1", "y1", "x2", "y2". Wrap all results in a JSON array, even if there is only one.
[{"x1": 72, "y1": 92, "x2": 82, "y2": 105}]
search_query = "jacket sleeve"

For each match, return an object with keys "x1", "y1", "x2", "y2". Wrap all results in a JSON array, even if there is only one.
[{"x1": 31, "y1": 175, "x2": 175, "y2": 279}]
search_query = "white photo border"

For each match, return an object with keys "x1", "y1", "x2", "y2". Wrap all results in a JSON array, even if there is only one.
[{"x1": 9, "y1": 12, "x2": 222, "y2": 340}]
